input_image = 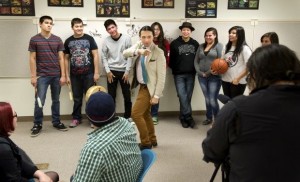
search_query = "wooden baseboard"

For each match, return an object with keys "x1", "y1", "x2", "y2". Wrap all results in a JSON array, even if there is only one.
[{"x1": 17, "y1": 110, "x2": 206, "y2": 122}]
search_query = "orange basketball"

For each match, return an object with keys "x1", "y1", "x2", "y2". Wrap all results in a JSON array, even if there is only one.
[{"x1": 211, "y1": 58, "x2": 228, "y2": 74}]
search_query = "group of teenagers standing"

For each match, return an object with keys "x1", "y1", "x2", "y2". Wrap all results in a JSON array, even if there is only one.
[
  {"x1": 171, "y1": 22, "x2": 251, "y2": 128},
  {"x1": 170, "y1": 23, "x2": 280, "y2": 128},
  {"x1": 26, "y1": 16, "x2": 167, "y2": 139},
  {"x1": 28, "y1": 16, "x2": 281, "y2": 142}
]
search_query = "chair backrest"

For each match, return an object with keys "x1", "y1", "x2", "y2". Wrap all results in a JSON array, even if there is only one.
[{"x1": 137, "y1": 149, "x2": 157, "y2": 182}]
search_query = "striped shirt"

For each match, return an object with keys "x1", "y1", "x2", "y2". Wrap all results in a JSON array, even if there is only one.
[
  {"x1": 72, "y1": 117, "x2": 143, "y2": 182},
  {"x1": 28, "y1": 33, "x2": 64, "y2": 76}
]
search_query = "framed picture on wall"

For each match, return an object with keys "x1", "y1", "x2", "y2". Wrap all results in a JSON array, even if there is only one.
[
  {"x1": 185, "y1": 0, "x2": 217, "y2": 18},
  {"x1": 142, "y1": 0, "x2": 174, "y2": 8},
  {"x1": 228, "y1": 0, "x2": 259, "y2": 9},
  {"x1": 48, "y1": 0, "x2": 84, "y2": 7},
  {"x1": 0, "y1": 0, "x2": 35, "y2": 16},
  {"x1": 96, "y1": 0, "x2": 130, "y2": 17}
]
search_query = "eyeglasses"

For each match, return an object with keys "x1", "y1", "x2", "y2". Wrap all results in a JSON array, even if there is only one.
[{"x1": 13, "y1": 112, "x2": 17, "y2": 118}]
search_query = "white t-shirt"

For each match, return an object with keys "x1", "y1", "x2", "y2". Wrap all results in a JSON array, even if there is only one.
[{"x1": 222, "y1": 45, "x2": 252, "y2": 84}]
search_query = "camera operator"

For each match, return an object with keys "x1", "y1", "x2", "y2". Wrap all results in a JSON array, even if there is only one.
[{"x1": 202, "y1": 44, "x2": 300, "y2": 182}]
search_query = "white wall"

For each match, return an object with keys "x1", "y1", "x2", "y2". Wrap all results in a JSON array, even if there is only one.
[{"x1": 0, "y1": 0, "x2": 300, "y2": 117}]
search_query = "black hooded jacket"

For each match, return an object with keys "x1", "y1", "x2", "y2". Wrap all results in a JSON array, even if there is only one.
[
  {"x1": 169, "y1": 36, "x2": 199, "y2": 75},
  {"x1": 0, "y1": 136, "x2": 38, "y2": 181}
]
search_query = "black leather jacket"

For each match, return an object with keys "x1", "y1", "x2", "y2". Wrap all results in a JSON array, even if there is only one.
[{"x1": 0, "y1": 136, "x2": 38, "y2": 181}]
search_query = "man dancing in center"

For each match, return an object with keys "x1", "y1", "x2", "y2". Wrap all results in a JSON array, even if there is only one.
[{"x1": 123, "y1": 26, "x2": 166, "y2": 150}]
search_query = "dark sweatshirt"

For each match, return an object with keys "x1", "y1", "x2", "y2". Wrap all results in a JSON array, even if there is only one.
[
  {"x1": 169, "y1": 36, "x2": 199, "y2": 75},
  {"x1": 0, "y1": 136, "x2": 38, "y2": 181}
]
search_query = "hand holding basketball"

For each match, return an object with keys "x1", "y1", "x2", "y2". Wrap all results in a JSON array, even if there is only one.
[{"x1": 211, "y1": 58, "x2": 228, "y2": 74}]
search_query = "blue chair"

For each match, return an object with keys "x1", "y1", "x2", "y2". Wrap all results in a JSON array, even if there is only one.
[{"x1": 137, "y1": 149, "x2": 157, "y2": 182}]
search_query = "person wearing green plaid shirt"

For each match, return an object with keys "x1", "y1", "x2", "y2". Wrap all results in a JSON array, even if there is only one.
[{"x1": 72, "y1": 92, "x2": 143, "y2": 182}]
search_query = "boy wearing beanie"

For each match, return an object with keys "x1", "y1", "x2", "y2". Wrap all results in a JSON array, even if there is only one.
[{"x1": 71, "y1": 92, "x2": 142, "y2": 182}]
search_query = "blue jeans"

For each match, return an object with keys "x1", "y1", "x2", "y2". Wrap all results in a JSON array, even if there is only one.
[
  {"x1": 174, "y1": 74, "x2": 195, "y2": 120},
  {"x1": 34, "y1": 76, "x2": 61, "y2": 125},
  {"x1": 198, "y1": 75, "x2": 221, "y2": 120},
  {"x1": 71, "y1": 73, "x2": 94, "y2": 120}
]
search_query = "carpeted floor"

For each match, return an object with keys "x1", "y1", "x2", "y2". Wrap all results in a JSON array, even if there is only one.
[{"x1": 11, "y1": 115, "x2": 221, "y2": 182}]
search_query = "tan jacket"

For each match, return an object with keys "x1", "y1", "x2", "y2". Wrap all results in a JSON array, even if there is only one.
[{"x1": 123, "y1": 41, "x2": 166, "y2": 98}]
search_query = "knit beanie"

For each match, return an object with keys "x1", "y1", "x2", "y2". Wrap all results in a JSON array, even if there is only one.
[{"x1": 85, "y1": 92, "x2": 115, "y2": 125}]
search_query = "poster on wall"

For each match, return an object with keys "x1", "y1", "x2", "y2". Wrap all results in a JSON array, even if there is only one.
[
  {"x1": 0, "y1": 0, "x2": 35, "y2": 16},
  {"x1": 228, "y1": 0, "x2": 259, "y2": 9},
  {"x1": 142, "y1": 0, "x2": 174, "y2": 8},
  {"x1": 185, "y1": 0, "x2": 217, "y2": 18},
  {"x1": 48, "y1": 0, "x2": 84, "y2": 7},
  {"x1": 96, "y1": 0, "x2": 130, "y2": 17}
]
